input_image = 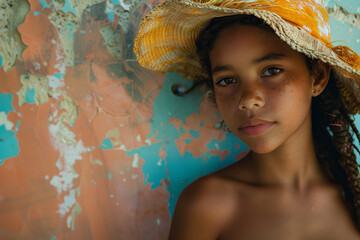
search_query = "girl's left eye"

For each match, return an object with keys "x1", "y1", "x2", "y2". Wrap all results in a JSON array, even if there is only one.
[
  {"x1": 216, "y1": 77, "x2": 236, "y2": 86},
  {"x1": 262, "y1": 67, "x2": 283, "y2": 77}
]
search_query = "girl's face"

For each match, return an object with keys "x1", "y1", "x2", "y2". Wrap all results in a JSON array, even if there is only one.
[{"x1": 209, "y1": 24, "x2": 316, "y2": 154}]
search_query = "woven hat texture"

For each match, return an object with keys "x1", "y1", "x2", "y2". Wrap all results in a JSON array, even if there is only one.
[{"x1": 134, "y1": 0, "x2": 360, "y2": 113}]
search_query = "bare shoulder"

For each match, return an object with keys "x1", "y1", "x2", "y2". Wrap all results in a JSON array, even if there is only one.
[{"x1": 169, "y1": 174, "x2": 238, "y2": 240}]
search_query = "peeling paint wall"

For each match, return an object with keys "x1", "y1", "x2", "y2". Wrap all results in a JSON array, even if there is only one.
[{"x1": 0, "y1": 0, "x2": 359, "y2": 239}]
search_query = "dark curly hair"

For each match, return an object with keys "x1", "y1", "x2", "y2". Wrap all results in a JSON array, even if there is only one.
[{"x1": 192, "y1": 14, "x2": 360, "y2": 230}]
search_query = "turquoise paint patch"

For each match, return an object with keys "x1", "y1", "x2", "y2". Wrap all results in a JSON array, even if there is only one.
[
  {"x1": 108, "y1": 172, "x2": 112, "y2": 180},
  {"x1": 0, "y1": 94, "x2": 15, "y2": 114},
  {"x1": 0, "y1": 125, "x2": 20, "y2": 165},
  {"x1": 179, "y1": 124, "x2": 186, "y2": 135},
  {"x1": 207, "y1": 133, "x2": 248, "y2": 153},
  {"x1": 34, "y1": 11, "x2": 40, "y2": 16},
  {"x1": 127, "y1": 142, "x2": 167, "y2": 188},
  {"x1": 50, "y1": 236, "x2": 56, "y2": 240},
  {"x1": 0, "y1": 54, "x2": 3, "y2": 67},
  {"x1": 200, "y1": 122, "x2": 204, "y2": 127},
  {"x1": 100, "y1": 138, "x2": 113, "y2": 150},
  {"x1": 111, "y1": 0, "x2": 120, "y2": 5},
  {"x1": 39, "y1": 0, "x2": 52, "y2": 8},
  {"x1": 0, "y1": 94, "x2": 19, "y2": 165},
  {"x1": 54, "y1": 72, "x2": 64, "y2": 79},
  {"x1": 59, "y1": 0, "x2": 77, "y2": 16},
  {"x1": 184, "y1": 139, "x2": 192, "y2": 144},
  {"x1": 25, "y1": 88, "x2": 36, "y2": 104},
  {"x1": 107, "y1": 12, "x2": 115, "y2": 22},
  {"x1": 189, "y1": 129, "x2": 200, "y2": 139}
]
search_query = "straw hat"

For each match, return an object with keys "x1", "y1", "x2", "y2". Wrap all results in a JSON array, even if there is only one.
[{"x1": 134, "y1": 0, "x2": 360, "y2": 114}]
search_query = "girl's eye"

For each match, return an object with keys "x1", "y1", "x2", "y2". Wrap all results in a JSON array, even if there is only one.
[
  {"x1": 216, "y1": 77, "x2": 236, "y2": 86},
  {"x1": 262, "y1": 67, "x2": 283, "y2": 77}
]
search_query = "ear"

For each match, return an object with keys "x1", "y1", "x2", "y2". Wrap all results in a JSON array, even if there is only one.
[{"x1": 312, "y1": 61, "x2": 331, "y2": 97}]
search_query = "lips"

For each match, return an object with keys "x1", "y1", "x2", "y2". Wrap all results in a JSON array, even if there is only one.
[{"x1": 238, "y1": 118, "x2": 275, "y2": 136}]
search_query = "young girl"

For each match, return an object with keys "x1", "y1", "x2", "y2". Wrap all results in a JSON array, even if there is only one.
[{"x1": 134, "y1": 0, "x2": 360, "y2": 239}]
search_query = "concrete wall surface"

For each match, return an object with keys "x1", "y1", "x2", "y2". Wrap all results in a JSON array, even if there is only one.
[{"x1": 0, "y1": 0, "x2": 359, "y2": 239}]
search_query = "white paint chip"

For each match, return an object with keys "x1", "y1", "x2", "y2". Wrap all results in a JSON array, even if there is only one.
[
  {"x1": 118, "y1": 144, "x2": 127, "y2": 151},
  {"x1": 0, "y1": 112, "x2": 14, "y2": 131},
  {"x1": 132, "y1": 153, "x2": 139, "y2": 168},
  {"x1": 58, "y1": 189, "x2": 76, "y2": 216},
  {"x1": 119, "y1": 0, "x2": 131, "y2": 11}
]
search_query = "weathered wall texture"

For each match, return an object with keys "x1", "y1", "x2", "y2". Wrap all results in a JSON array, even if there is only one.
[{"x1": 0, "y1": 0, "x2": 359, "y2": 239}]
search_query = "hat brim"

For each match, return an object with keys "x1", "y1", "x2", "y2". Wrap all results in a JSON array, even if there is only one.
[{"x1": 134, "y1": 0, "x2": 360, "y2": 113}]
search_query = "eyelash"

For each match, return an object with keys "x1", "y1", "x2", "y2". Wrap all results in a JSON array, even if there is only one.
[
  {"x1": 215, "y1": 67, "x2": 283, "y2": 87},
  {"x1": 262, "y1": 67, "x2": 283, "y2": 77},
  {"x1": 215, "y1": 77, "x2": 236, "y2": 86}
]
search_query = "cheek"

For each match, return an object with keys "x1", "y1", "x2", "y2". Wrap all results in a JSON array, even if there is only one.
[
  {"x1": 270, "y1": 85, "x2": 312, "y2": 120},
  {"x1": 263, "y1": 85, "x2": 312, "y2": 123},
  {"x1": 215, "y1": 92, "x2": 237, "y2": 116}
]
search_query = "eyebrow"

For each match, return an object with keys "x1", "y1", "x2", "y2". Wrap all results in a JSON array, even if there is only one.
[
  {"x1": 211, "y1": 65, "x2": 233, "y2": 75},
  {"x1": 252, "y1": 53, "x2": 287, "y2": 64},
  {"x1": 211, "y1": 53, "x2": 287, "y2": 75}
]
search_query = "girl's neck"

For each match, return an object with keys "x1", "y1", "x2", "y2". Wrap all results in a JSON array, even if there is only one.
[{"x1": 245, "y1": 115, "x2": 329, "y2": 193}]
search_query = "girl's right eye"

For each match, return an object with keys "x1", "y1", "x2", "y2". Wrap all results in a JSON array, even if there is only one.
[{"x1": 215, "y1": 77, "x2": 236, "y2": 86}]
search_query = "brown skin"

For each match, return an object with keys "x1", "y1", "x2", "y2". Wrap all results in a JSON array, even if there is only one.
[{"x1": 168, "y1": 25, "x2": 360, "y2": 239}]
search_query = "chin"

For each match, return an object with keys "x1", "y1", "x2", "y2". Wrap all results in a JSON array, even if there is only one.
[
  {"x1": 248, "y1": 145, "x2": 275, "y2": 154},
  {"x1": 239, "y1": 137, "x2": 280, "y2": 155}
]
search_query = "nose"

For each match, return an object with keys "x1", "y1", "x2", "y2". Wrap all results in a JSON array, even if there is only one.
[{"x1": 238, "y1": 87, "x2": 265, "y2": 110}]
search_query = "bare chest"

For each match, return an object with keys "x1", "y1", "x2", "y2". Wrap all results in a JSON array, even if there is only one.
[{"x1": 219, "y1": 188, "x2": 360, "y2": 240}]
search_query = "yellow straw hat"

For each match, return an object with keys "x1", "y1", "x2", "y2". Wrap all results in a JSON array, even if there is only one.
[{"x1": 134, "y1": 0, "x2": 360, "y2": 113}]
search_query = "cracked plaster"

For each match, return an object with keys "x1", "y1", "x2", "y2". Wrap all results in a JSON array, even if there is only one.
[{"x1": 0, "y1": 0, "x2": 30, "y2": 71}]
